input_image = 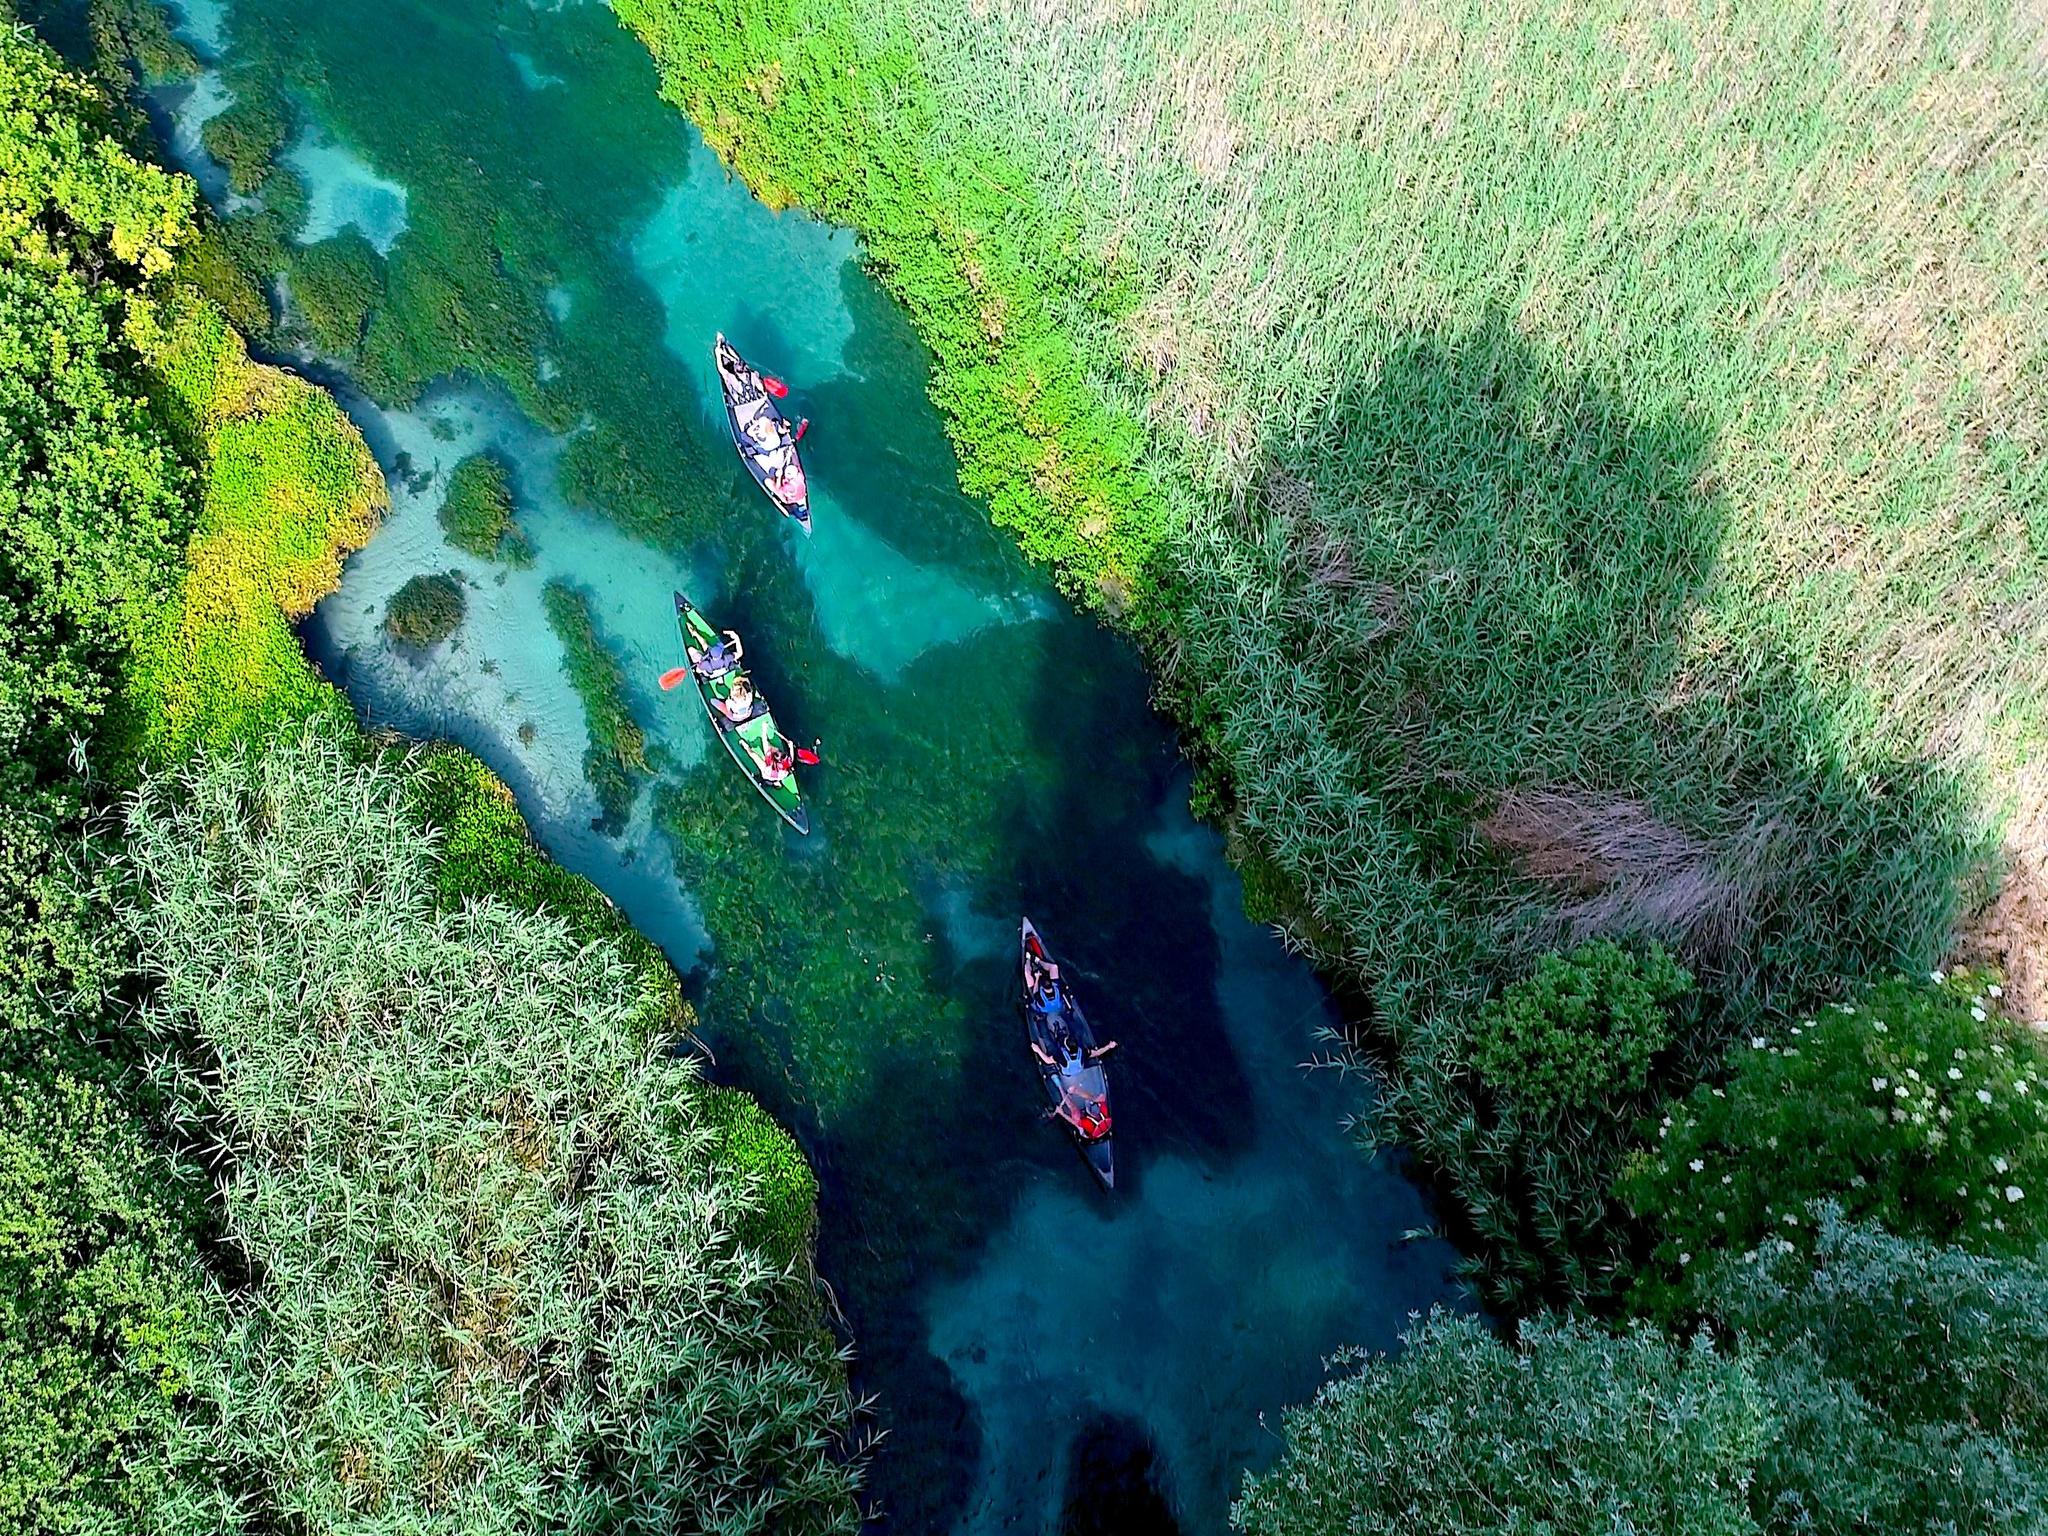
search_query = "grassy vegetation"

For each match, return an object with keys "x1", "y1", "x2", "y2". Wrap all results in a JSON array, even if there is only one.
[
  {"x1": 542, "y1": 579, "x2": 652, "y2": 832},
  {"x1": 119, "y1": 726, "x2": 861, "y2": 1533},
  {"x1": 436, "y1": 450, "x2": 530, "y2": 564},
  {"x1": 614, "y1": 0, "x2": 2048, "y2": 1302}
]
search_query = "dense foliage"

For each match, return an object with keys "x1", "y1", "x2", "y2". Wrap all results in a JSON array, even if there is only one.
[
  {"x1": 1621, "y1": 973, "x2": 2048, "y2": 1313},
  {"x1": 0, "y1": 1060, "x2": 222, "y2": 1533},
  {"x1": 1702, "y1": 1209, "x2": 2048, "y2": 1533},
  {"x1": 119, "y1": 726, "x2": 861, "y2": 1534},
  {"x1": 1231, "y1": 1312, "x2": 1765, "y2": 1535},
  {"x1": 1235, "y1": 1211, "x2": 2048, "y2": 1536}
]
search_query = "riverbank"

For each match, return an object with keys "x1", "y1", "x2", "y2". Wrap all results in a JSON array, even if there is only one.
[
  {"x1": 0, "y1": 22, "x2": 859, "y2": 1527},
  {"x1": 614, "y1": 0, "x2": 2048, "y2": 1301}
]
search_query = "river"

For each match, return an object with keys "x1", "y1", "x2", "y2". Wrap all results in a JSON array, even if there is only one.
[{"x1": 145, "y1": 0, "x2": 1461, "y2": 1526}]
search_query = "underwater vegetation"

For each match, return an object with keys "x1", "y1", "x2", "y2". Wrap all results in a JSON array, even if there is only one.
[
  {"x1": 542, "y1": 578, "x2": 652, "y2": 832},
  {"x1": 436, "y1": 450, "x2": 531, "y2": 564},
  {"x1": 383, "y1": 569, "x2": 465, "y2": 647}
]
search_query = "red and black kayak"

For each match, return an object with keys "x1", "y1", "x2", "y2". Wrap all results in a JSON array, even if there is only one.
[
  {"x1": 713, "y1": 333, "x2": 810, "y2": 533},
  {"x1": 1020, "y1": 917, "x2": 1115, "y2": 1190}
]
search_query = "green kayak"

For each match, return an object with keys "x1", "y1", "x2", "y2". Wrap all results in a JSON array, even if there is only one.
[{"x1": 673, "y1": 592, "x2": 810, "y2": 834}]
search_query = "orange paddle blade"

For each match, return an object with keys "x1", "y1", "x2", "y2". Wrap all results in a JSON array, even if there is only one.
[{"x1": 658, "y1": 666, "x2": 691, "y2": 691}]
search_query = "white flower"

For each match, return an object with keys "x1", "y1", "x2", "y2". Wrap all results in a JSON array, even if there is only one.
[
  {"x1": 1932, "y1": 968, "x2": 1947, "y2": 984},
  {"x1": 1873, "y1": 1077, "x2": 1889, "y2": 1092},
  {"x1": 2018, "y1": 1081, "x2": 2031, "y2": 1096},
  {"x1": 1892, "y1": 1107, "x2": 1908, "y2": 1122},
  {"x1": 1679, "y1": 1252, "x2": 1692, "y2": 1266},
  {"x1": 1949, "y1": 1067, "x2": 1964, "y2": 1080},
  {"x1": 2007, "y1": 1186, "x2": 2025, "y2": 1203},
  {"x1": 1896, "y1": 1084, "x2": 1910, "y2": 1098},
  {"x1": 1873, "y1": 1020, "x2": 1888, "y2": 1033},
  {"x1": 1972, "y1": 1006, "x2": 1987, "y2": 1022},
  {"x1": 1956, "y1": 1049, "x2": 1968, "y2": 1060},
  {"x1": 1906, "y1": 1068, "x2": 1920, "y2": 1081},
  {"x1": 1712, "y1": 1088, "x2": 1726, "y2": 1098},
  {"x1": 1721, "y1": 1174, "x2": 1733, "y2": 1185},
  {"x1": 1783, "y1": 1213, "x2": 1799, "y2": 1225},
  {"x1": 1994, "y1": 1156, "x2": 2010, "y2": 1173},
  {"x1": 1978, "y1": 1089, "x2": 1995, "y2": 1105},
  {"x1": 1689, "y1": 1158, "x2": 1705, "y2": 1173},
  {"x1": 1751, "y1": 1036, "x2": 1767, "y2": 1049},
  {"x1": 1990, "y1": 985, "x2": 2003, "y2": 999}
]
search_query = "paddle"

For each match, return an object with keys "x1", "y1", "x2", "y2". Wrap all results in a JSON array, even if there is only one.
[
  {"x1": 793, "y1": 417, "x2": 809, "y2": 441},
  {"x1": 762, "y1": 375, "x2": 790, "y2": 399},
  {"x1": 658, "y1": 666, "x2": 691, "y2": 691},
  {"x1": 795, "y1": 740, "x2": 821, "y2": 766}
]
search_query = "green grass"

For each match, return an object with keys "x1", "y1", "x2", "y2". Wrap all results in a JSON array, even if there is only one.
[{"x1": 287, "y1": 229, "x2": 384, "y2": 358}]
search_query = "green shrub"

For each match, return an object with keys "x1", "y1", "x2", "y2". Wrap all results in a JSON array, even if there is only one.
[
  {"x1": 1706, "y1": 1209, "x2": 2048, "y2": 1533},
  {"x1": 1620, "y1": 971, "x2": 2048, "y2": 1315},
  {"x1": 287, "y1": 229, "x2": 383, "y2": 357},
  {"x1": 701, "y1": 1085, "x2": 819, "y2": 1269},
  {"x1": 436, "y1": 451, "x2": 529, "y2": 564},
  {"x1": 0, "y1": 1060, "x2": 224, "y2": 1533},
  {"x1": 118, "y1": 726, "x2": 861, "y2": 1534},
  {"x1": 1472, "y1": 940, "x2": 1689, "y2": 1124},
  {"x1": 383, "y1": 570, "x2": 465, "y2": 647},
  {"x1": 1231, "y1": 1311, "x2": 1765, "y2": 1536}
]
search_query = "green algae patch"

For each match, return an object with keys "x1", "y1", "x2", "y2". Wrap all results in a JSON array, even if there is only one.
[
  {"x1": 437, "y1": 450, "x2": 530, "y2": 564},
  {"x1": 289, "y1": 228, "x2": 385, "y2": 358},
  {"x1": 543, "y1": 579, "x2": 651, "y2": 833},
  {"x1": 384, "y1": 570, "x2": 465, "y2": 647}
]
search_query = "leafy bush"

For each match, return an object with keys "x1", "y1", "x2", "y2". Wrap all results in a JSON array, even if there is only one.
[
  {"x1": 287, "y1": 230, "x2": 383, "y2": 357},
  {"x1": 1705, "y1": 1209, "x2": 2048, "y2": 1533},
  {"x1": 436, "y1": 451, "x2": 529, "y2": 564},
  {"x1": 1471, "y1": 939, "x2": 1688, "y2": 1123},
  {"x1": 1231, "y1": 1310, "x2": 1765, "y2": 1536},
  {"x1": 0, "y1": 1060, "x2": 223, "y2": 1534},
  {"x1": 119, "y1": 727, "x2": 862, "y2": 1534},
  {"x1": 1620, "y1": 971, "x2": 2048, "y2": 1313},
  {"x1": 384, "y1": 570, "x2": 465, "y2": 647}
]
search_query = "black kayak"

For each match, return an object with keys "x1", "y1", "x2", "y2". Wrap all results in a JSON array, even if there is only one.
[
  {"x1": 1019, "y1": 917, "x2": 1115, "y2": 1189},
  {"x1": 713, "y1": 333, "x2": 810, "y2": 533}
]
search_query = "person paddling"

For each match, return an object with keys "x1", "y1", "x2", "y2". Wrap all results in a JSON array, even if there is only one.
[{"x1": 688, "y1": 626, "x2": 744, "y2": 679}]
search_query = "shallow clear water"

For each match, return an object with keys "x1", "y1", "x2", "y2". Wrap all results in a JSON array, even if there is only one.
[{"x1": 155, "y1": 0, "x2": 1462, "y2": 1527}]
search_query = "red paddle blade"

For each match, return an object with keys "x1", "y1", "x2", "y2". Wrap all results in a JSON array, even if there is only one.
[
  {"x1": 658, "y1": 666, "x2": 691, "y2": 691},
  {"x1": 762, "y1": 376, "x2": 790, "y2": 399},
  {"x1": 793, "y1": 417, "x2": 809, "y2": 441},
  {"x1": 795, "y1": 747, "x2": 820, "y2": 766}
]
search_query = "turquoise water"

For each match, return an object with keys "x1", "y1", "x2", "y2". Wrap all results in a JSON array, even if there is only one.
[{"x1": 152, "y1": 0, "x2": 1462, "y2": 1527}]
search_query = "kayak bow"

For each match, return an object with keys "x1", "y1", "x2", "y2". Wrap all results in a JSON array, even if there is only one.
[
  {"x1": 1019, "y1": 917, "x2": 1115, "y2": 1189},
  {"x1": 674, "y1": 592, "x2": 810, "y2": 834},
  {"x1": 714, "y1": 333, "x2": 811, "y2": 534}
]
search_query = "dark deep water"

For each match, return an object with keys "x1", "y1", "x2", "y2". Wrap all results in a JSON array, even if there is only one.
[{"x1": 144, "y1": 0, "x2": 1463, "y2": 1526}]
